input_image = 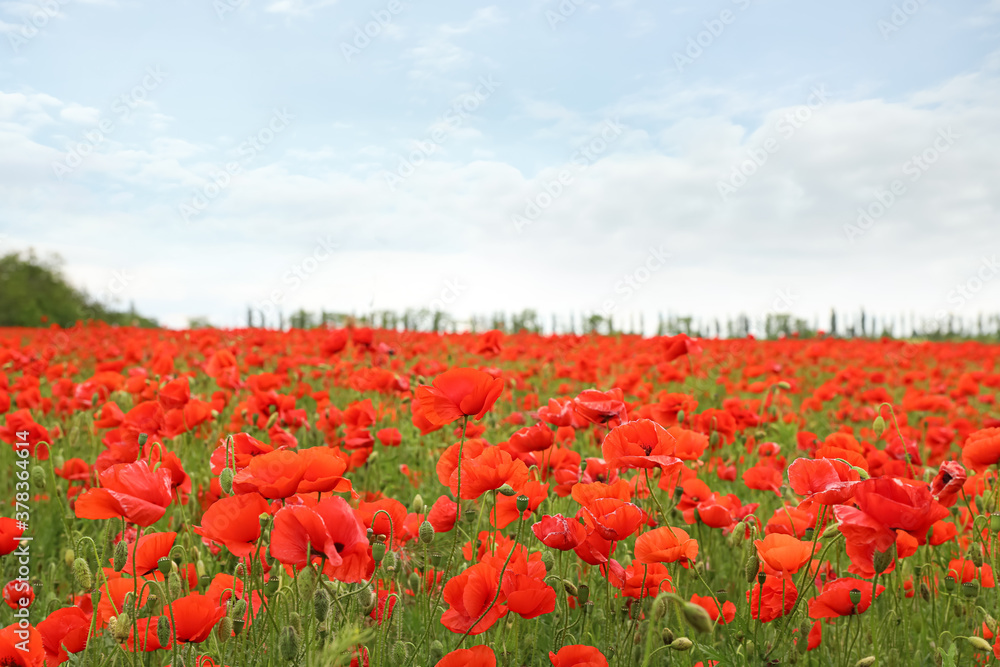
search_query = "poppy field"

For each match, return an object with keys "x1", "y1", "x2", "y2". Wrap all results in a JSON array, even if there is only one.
[{"x1": 1, "y1": 324, "x2": 999, "y2": 667}]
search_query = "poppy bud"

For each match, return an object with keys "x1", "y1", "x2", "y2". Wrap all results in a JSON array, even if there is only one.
[
  {"x1": 259, "y1": 513, "x2": 270, "y2": 530},
  {"x1": 230, "y1": 599, "x2": 247, "y2": 620},
  {"x1": 683, "y1": 602, "x2": 714, "y2": 634},
  {"x1": 73, "y1": 558, "x2": 93, "y2": 590},
  {"x1": 651, "y1": 592, "x2": 670, "y2": 623},
  {"x1": 63, "y1": 548, "x2": 75, "y2": 567},
  {"x1": 418, "y1": 520, "x2": 434, "y2": 544},
  {"x1": 576, "y1": 584, "x2": 590, "y2": 605},
  {"x1": 429, "y1": 640, "x2": 445, "y2": 664},
  {"x1": 157, "y1": 615, "x2": 171, "y2": 647},
  {"x1": 962, "y1": 581, "x2": 980, "y2": 598},
  {"x1": 728, "y1": 521, "x2": 745, "y2": 548},
  {"x1": 113, "y1": 541, "x2": 128, "y2": 572},
  {"x1": 709, "y1": 432, "x2": 720, "y2": 448},
  {"x1": 873, "y1": 543, "x2": 895, "y2": 575},
  {"x1": 410, "y1": 494, "x2": 424, "y2": 513},
  {"x1": 168, "y1": 572, "x2": 181, "y2": 599},
  {"x1": 279, "y1": 626, "x2": 299, "y2": 660},
  {"x1": 371, "y1": 541, "x2": 387, "y2": 563},
  {"x1": 216, "y1": 616, "x2": 233, "y2": 642},
  {"x1": 359, "y1": 586, "x2": 377, "y2": 614},
  {"x1": 516, "y1": 494, "x2": 530, "y2": 513},
  {"x1": 677, "y1": 410, "x2": 685, "y2": 423},
  {"x1": 391, "y1": 641, "x2": 407, "y2": 663},
  {"x1": 661, "y1": 627, "x2": 675, "y2": 644},
  {"x1": 776, "y1": 381, "x2": 791, "y2": 390},
  {"x1": 745, "y1": 551, "x2": 760, "y2": 583},
  {"x1": 220, "y1": 468, "x2": 234, "y2": 495},
  {"x1": 313, "y1": 588, "x2": 330, "y2": 622},
  {"x1": 919, "y1": 582, "x2": 930, "y2": 601},
  {"x1": 157, "y1": 556, "x2": 172, "y2": 576},
  {"x1": 872, "y1": 416, "x2": 885, "y2": 436},
  {"x1": 265, "y1": 575, "x2": 280, "y2": 596},
  {"x1": 31, "y1": 465, "x2": 45, "y2": 486},
  {"x1": 966, "y1": 636, "x2": 992, "y2": 652},
  {"x1": 855, "y1": 658, "x2": 876, "y2": 667},
  {"x1": 196, "y1": 559, "x2": 206, "y2": 579},
  {"x1": 670, "y1": 637, "x2": 693, "y2": 651},
  {"x1": 562, "y1": 580, "x2": 578, "y2": 597},
  {"x1": 970, "y1": 545, "x2": 983, "y2": 568},
  {"x1": 138, "y1": 433, "x2": 148, "y2": 446},
  {"x1": 123, "y1": 592, "x2": 135, "y2": 612},
  {"x1": 849, "y1": 589, "x2": 862, "y2": 606},
  {"x1": 112, "y1": 614, "x2": 132, "y2": 643},
  {"x1": 266, "y1": 411, "x2": 280, "y2": 430},
  {"x1": 541, "y1": 550, "x2": 555, "y2": 571},
  {"x1": 498, "y1": 484, "x2": 516, "y2": 497}
]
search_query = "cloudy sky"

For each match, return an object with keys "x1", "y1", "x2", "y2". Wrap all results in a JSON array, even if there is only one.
[{"x1": 1, "y1": 0, "x2": 999, "y2": 331}]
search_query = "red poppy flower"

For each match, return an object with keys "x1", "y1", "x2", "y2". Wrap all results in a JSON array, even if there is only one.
[
  {"x1": 0, "y1": 518, "x2": 25, "y2": 556},
  {"x1": 376, "y1": 428, "x2": 402, "y2": 447},
  {"x1": 853, "y1": 477, "x2": 948, "y2": 544},
  {"x1": 747, "y1": 575, "x2": 797, "y2": 623},
  {"x1": 549, "y1": 644, "x2": 609, "y2": 667},
  {"x1": 690, "y1": 593, "x2": 736, "y2": 625},
  {"x1": 507, "y1": 423, "x2": 555, "y2": 453},
  {"x1": 232, "y1": 447, "x2": 349, "y2": 499},
  {"x1": 602, "y1": 419, "x2": 682, "y2": 470},
  {"x1": 573, "y1": 388, "x2": 628, "y2": 427},
  {"x1": 37, "y1": 606, "x2": 90, "y2": 666},
  {"x1": 269, "y1": 496, "x2": 373, "y2": 583},
  {"x1": 74, "y1": 460, "x2": 173, "y2": 527},
  {"x1": 3, "y1": 581, "x2": 32, "y2": 610},
  {"x1": 787, "y1": 458, "x2": 860, "y2": 505},
  {"x1": 169, "y1": 593, "x2": 227, "y2": 642},
  {"x1": 808, "y1": 577, "x2": 885, "y2": 618},
  {"x1": 114, "y1": 531, "x2": 176, "y2": 575},
  {"x1": 929, "y1": 460, "x2": 966, "y2": 507},
  {"x1": 962, "y1": 427, "x2": 1000, "y2": 472},
  {"x1": 193, "y1": 492, "x2": 271, "y2": 557},
  {"x1": 634, "y1": 526, "x2": 698, "y2": 566},
  {"x1": 581, "y1": 498, "x2": 645, "y2": 541},
  {"x1": 449, "y1": 446, "x2": 529, "y2": 500},
  {"x1": 440, "y1": 562, "x2": 507, "y2": 635},
  {"x1": 435, "y1": 645, "x2": 496, "y2": 667},
  {"x1": 743, "y1": 464, "x2": 783, "y2": 495},
  {"x1": 416, "y1": 368, "x2": 504, "y2": 428},
  {"x1": 427, "y1": 496, "x2": 458, "y2": 533},
  {"x1": 0, "y1": 622, "x2": 44, "y2": 666},
  {"x1": 755, "y1": 533, "x2": 816, "y2": 576},
  {"x1": 532, "y1": 514, "x2": 588, "y2": 551}
]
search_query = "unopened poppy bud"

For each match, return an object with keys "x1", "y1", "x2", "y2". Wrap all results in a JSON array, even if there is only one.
[
  {"x1": 391, "y1": 641, "x2": 407, "y2": 663},
  {"x1": 562, "y1": 580, "x2": 578, "y2": 597},
  {"x1": 196, "y1": 559, "x2": 206, "y2": 579},
  {"x1": 516, "y1": 494, "x2": 530, "y2": 513},
  {"x1": 855, "y1": 658, "x2": 876, "y2": 667},
  {"x1": 683, "y1": 602, "x2": 714, "y2": 634},
  {"x1": 709, "y1": 432, "x2": 720, "y2": 448},
  {"x1": 944, "y1": 575, "x2": 956, "y2": 592},
  {"x1": 919, "y1": 582, "x2": 930, "y2": 601},
  {"x1": 498, "y1": 484, "x2": 516, "y2": 497},
  {"x1": 408, "y1": 571, "x2": 421, "y2": 592},
  {"x1": 541, "y1": 550, "x2": 555, "y2": 571},
  {"x1": 220, "y1": 468, "x2": 234, "y2": 495},
  {"x1": 313, "y1": 588, "x2": 330, "y2": 622},
  {"x1": 418, "y1": 521, "x2": 434, "y2": 544},
  {"x1": 970, "y1": 545, "x2": 983, "y2": 568},
  {"x1": 31, "y1": 465, "x2": 45, "y2": 486},
  {"x1": 259, "y1": 513, "x2": 270, "y2": 530},
  {"x1": 965, "y1": 636, "x2": 992, "y2": 652},
  {"x1": 265, "y1": 411, "x2": 280, "y2": 430},
  {"x1": 278, "y1": 626, "x2": 299, "y2": 660},
  {"x1": 651, "y1": 592, "x2": 670, "y2": 623},
  {"x1": 576, "y1": 584, "x2": 590, "y2": 604},
  {"x1": 168, "y1": 572, "x2": 181, "y2": 599},
  {"x1": 371, "y1": 541, "x2": 387, "y2": 563},
  {"x1": 728, "y1": 522, "x2": 745, "y2": 548},
  {"x1": 113, "y1": 541, "x2": 128, "y2": 572},
  {"x1": 745, "y1": 551, "x2": 760, "y2": 583},
  {"x1": 63, "y1": 548, "x2": 75, "y2": 567},
  {"x1": 776, "y1": 381, "x2": 791, "y2": 390},
  {"x1": 138, "y1": 433, "x2": 148, "y2": 446},
  {"x1": 230, "y1": 599, "x2": 247, "y2": 620},
  {"x1": 73, "y1": 558, "x2": 93, "y2": 590},
  {"x1": 670, "y1": 637, "x2": 693, "y2": 651},
  {"x1": 873, "y1": 543, "x2": 895, "y2": 574},
  {"x1": 963, "y1": 581, "x2": 980, "y2": 598},
  {"x1": 850, "y1": 466, "x2": 870, "y2": 480},
  {"x1": 112, "y1": 613, "x2": 132, "y2": 643},
  {"x1": 429, "y1": 640, "x2": 445, "y2": 664},
  {"x1": 872, "y1": 416, "x2": 885, "y2": 436},
  {"x1": 677, "y1": 410, "x2": 685, "y2": 423},
  {"x1": 661, "y1": 627, "x2": 675, "y2": 644},
  {"x1": 157, "y1": 556, "x2": 172, "y2": 576},
  {"x1": 849, "y1": 589, "x2": 862, "y2": 606},
  {"x1": 265, "y1": 575, "x2": 279, "y2": 596},
  {"x1": 157, "y1": 615, "x2": 171, "y2": 647},
  {"x1": 216, "y1": 616, "x2": 233, "y2": 642},
  {"x1": 360, "y1": 587, "x2": 377, "y2": 614},
  {"x1": 410, "y1": 494, "x2": 424, "y2": 513}
]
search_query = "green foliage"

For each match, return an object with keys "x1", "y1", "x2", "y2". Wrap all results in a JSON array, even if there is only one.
[{"x1": 0, "y1": 250, "x2": 156, "y2": 327}]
